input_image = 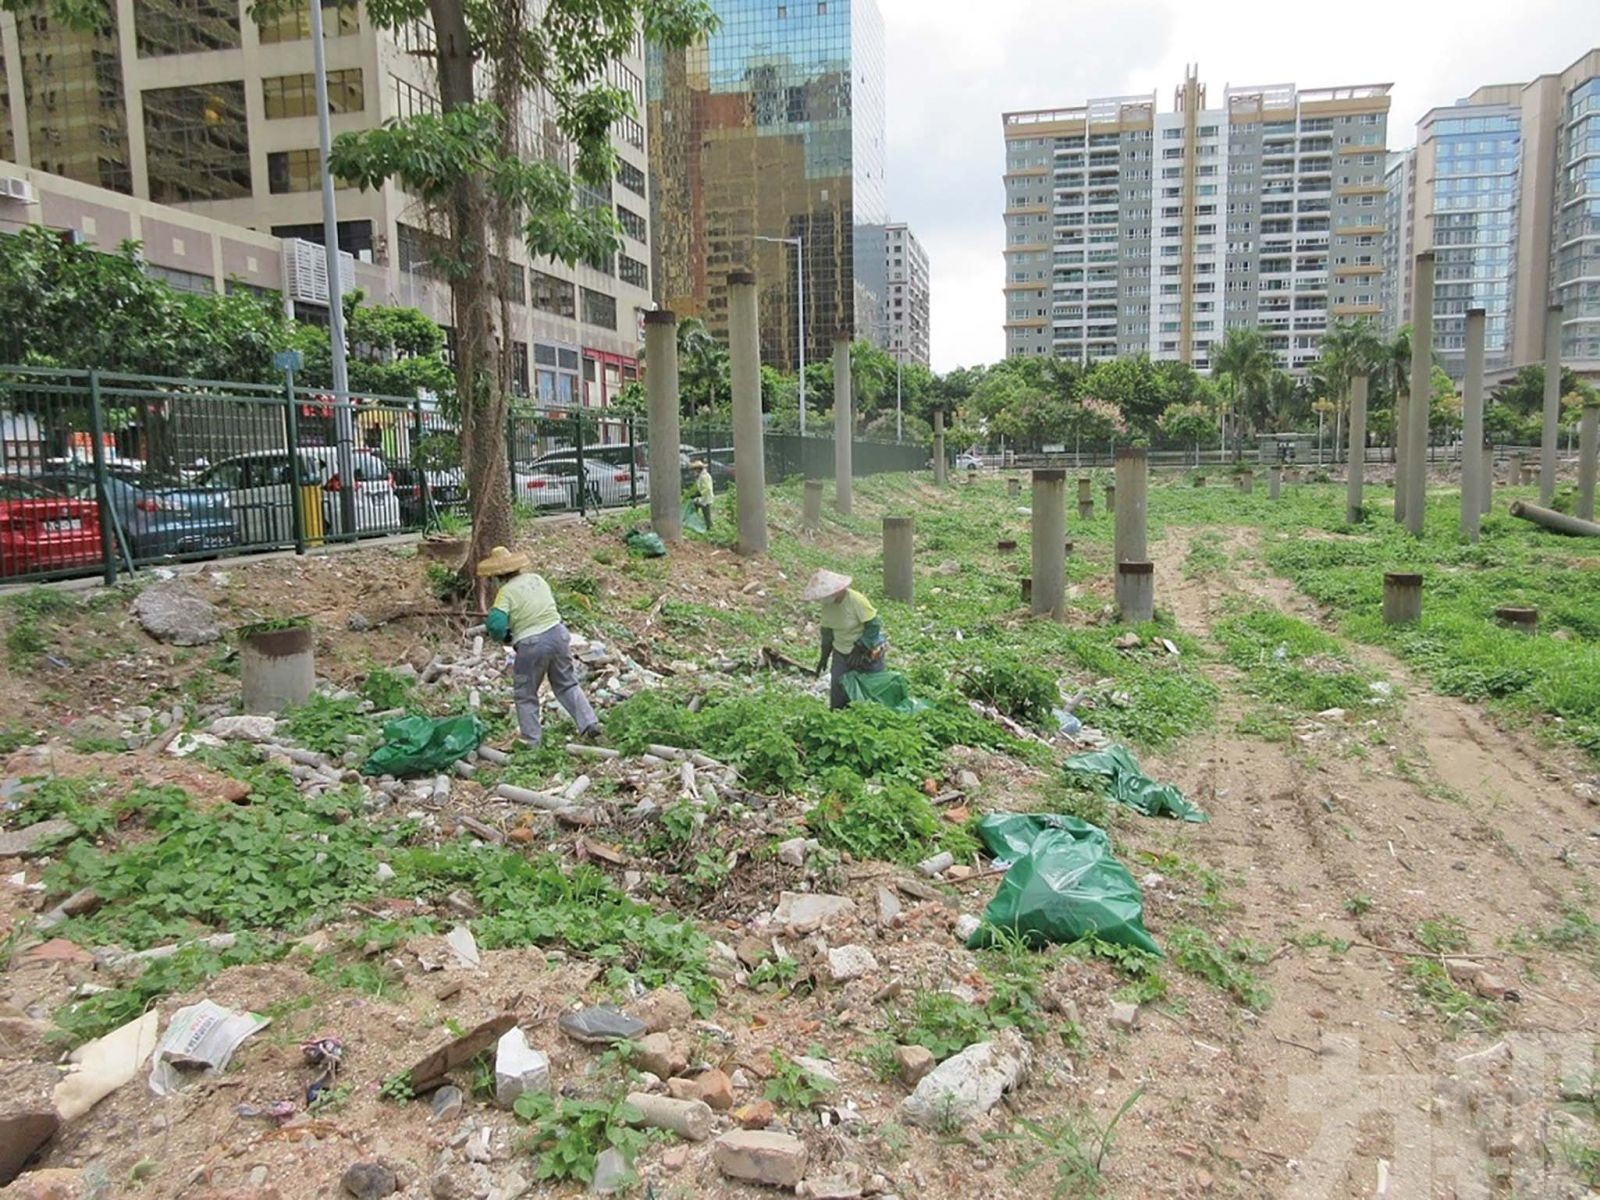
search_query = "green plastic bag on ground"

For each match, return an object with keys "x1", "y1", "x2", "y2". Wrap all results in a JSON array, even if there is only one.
[
  {"x1": 1064, "y1": 744, "x2": 1208, "y2": 823},
  {"x1": 361, "y1": 714, "x2": 485, "y2": 778},
  {"x1": 969, "y1": 811, "x2": 1161, "y2": 956},
  {"x1": 682, "y1": 504, "x2": 708, "y2": 533},
  {"x1": 842, "y1": 669, "x2": 930, "y2": 714},
  {"x1": 624, "y1": 530, "x2": 668, "y2": 558}
]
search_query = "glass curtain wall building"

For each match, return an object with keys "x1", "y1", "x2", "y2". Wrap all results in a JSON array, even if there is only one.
[
  {"x1": 647, "y1": 0, "x2": 889, "y2": 371},
  {"x1": 1556, "y1": 76, "x2": 1600, "y2": 362}
]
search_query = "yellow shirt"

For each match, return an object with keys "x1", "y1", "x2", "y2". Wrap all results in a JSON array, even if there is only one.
[
  {"x1": 819, "y1": 588, "x2": 877, "y2": 648},
  {"x1": 695, "y1": 471, "x2": 714, "y2": 502},
  {"x1": 492, "y1": 572, "x2": 561, "y2": 643}
]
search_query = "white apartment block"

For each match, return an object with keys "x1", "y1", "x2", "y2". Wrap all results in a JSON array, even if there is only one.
[
  {"x1": 1003, "y1": 69, "x2": 1391, "y2": 375},
  {"x1": 0, "y1": 0, "x2": 652, "y2": 410},
  {"x1": 883, "y1": 222, "x2": 929, "y2": 368}
]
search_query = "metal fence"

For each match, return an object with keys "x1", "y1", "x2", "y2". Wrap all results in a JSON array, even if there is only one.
[{"x1": 0, "y1": 366, "x2": 932, "y2": 587}]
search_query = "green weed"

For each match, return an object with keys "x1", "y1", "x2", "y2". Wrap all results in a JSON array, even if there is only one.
[
  {"x1": 1168, "y1": 925, "x2": 1271, "y2": 1011},
  {"x1": 805, "y1": 776, "x2": 975, "y2": 865},
  {"x1": 513, "y1": 1092, "x2": 646, "y2": 1185},
  {"x1": 990, "y1": 1087, "x2": 1143, "y2": 1200},
  {"x1": 1406, "y1": 959, "x2": 1502, "y2": 1035},
  {"x1": 1414, "y1": 916, "x2": 1470, "y2": 955},
  {"x1": 763, "y1": 1052, "x2": 835, "y2": 1109},
  {"x1": 4, "y1": 587, "x2": 76, "y2": 665},
  {"x1": 1344, "y1": 894, "x2": 1374, "y2": 916},
  {"x1": 279, "y1": 694, "x2": 378, "y2": 757}
]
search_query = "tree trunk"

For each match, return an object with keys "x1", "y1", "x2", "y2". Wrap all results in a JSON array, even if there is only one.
[{"x1": 430, "y1": 0, "x2": 513, "y2": 570}]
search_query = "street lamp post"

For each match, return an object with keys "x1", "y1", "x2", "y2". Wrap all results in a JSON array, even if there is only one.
[
  {"x1": 754, "y1": 235, "x2": 804, "y2": 435},
  {"x1": 895, "y1": 348, "x2": 903, "y2": 443}
]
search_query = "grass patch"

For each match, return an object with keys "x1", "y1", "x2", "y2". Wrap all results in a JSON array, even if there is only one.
[
  {"x1": 1213, "y1": 605, "x2": 1391, "y2": 720},
  {"x1": 990, "y1": 1088, "x2": 1143, "y2": 1200},
  {"x1": 804, "y1": 775, "x2": 976, "y2": 865},
  {"x1": 1167, "y1": 924, "x2": 1270, "y2": 1010},
  {"x1": 4, "y1": 587, "x2": 77, "y2": 665}
]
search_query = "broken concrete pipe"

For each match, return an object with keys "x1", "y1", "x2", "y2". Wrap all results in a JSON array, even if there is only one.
[
  {"x1": 1382, "y1": 572, "x2": 1423, "y2": 625},
  {"x1": 1494, "y1": 606, "x2": 1538, "y2": 635},
  {"x1": 1509, "y1": 499, "x2": 1600, "y2": 538},
  {"x1": 240, "y1": 623, "x2": 314, "y2": 715}
]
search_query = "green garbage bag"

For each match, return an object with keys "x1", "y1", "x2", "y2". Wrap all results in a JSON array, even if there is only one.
[
  {"x1": 624, "y1": 530, "x2": 668, "y2": 558},
  {"x1": 1064, "y1": 744, "x2": 1208, "y2": 823},
  {"x1": 969, "y1": 811, "x2": 1161, "y2": 956},
  {"x1": 841, "y1": 669, "x2": 931, "y2": 714},
  {"x1": 682, "y1": 504, "x2": 708, "y2": 533},
  {"x1": 361, "y1": 714, "x2": 486, "y2": 778}
]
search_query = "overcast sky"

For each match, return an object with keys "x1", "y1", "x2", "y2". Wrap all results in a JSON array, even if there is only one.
[{"x1": 878, "y1": 0, "x2": 1600, "y2": 372}]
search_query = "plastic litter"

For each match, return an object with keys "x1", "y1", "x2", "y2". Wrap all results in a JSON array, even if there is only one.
[
  {"x1": 1053, "y1": 708, "x2": 1083, "y2": 736},
  {"x1": 149, "y1": 1001, "x2": 272, "y2": 1095},
  {"x1": 682, "y1": 504, "x2": 708, "y2": 534},
  {"x1": 624, "y1": 529, "x2": 668, "y2": 558},
  {"x1": 301, "y1": 1034, "x2": 344, "y2": 1105},
  {"x1": 361, "y1": 713, "x2": 485, "y2": 778},
  {"x1": 1063, "y1": 744, "x2": 1209, "y2": 823},
  {"x1": 841, "y1": 669, "x2": 931, "y2": 714},
  {"x1": 968, "y1": 812, "x2": 1161, "y2": 956}
]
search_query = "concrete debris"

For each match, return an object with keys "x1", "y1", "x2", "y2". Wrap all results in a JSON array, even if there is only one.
[
  {"x1": 893, "y1": 1044, "x2": 936, "y2": 1086},
  {"x1": 558, "y1": 1006, "x2": 647, "y2": 1046},
  {"x1": 901, "y1": 1029, "x2": 1031, "y2": 1128},
  {"x1": 444, "y1": 925, "x2": 481, "y2": 970},
  {"x1": 624, "y1": 1092, "x2": 713, "y2": 1141},
  {"x1": 493, "y1": 1026, "x2": 551, "y2": 1109},
  {"x1": 132, "y1": 583, "x2": 221, "y2": 646},
  {"x1": 428, "y1": 1085, "x2": 464, "y2": 1123},
  {"x1": 0, "y1": 820, "x2": 76, "y2": 859},
  {"x1": 633, "y1": 1033, "x2": 687, "y2": 1079},
  {"x1": 825, "y1": 945, "x2": 879, "y2": 983},
  {"x1": 712, "y1": 1130, "x2": 809, "y2": 1189},
  {"x1": 627, "y1": 988, "x2": 693, "y2": 1033},
  {"x1": 798, "y1": 1161, "x2": 865, "y2": 1199},
  {"x1": 953, "y1": 915, "x2": 983, "y2": 943},
  {"x1": 1107, "y1": 1001, "x2": 1141, "y2": 1032},
  {"x1": 0, "y1": 1066, "x2": 61, "y2": 1186},
  {"x1": 339, "y1": 1161, "x2": 398, "y2": 1199},
  {"x1": 916, "y1": 851, "x2": 954, "y2": 876},
  {"x1": 733, "y1": 1100, "x2": 777, "y2": 1129},
  {"x1": 591, "y1": 1147, "x2": 629, "y2": 1195},
  {"x1": 209, "y1": 715, "x2": 279, "y2": 741},
  {"x1": 771, "y1": 891, "x2": 856, "y2": 930},
  {"x1": 667, "y1": 1068, "x2": 733, "y2": 1111},
  {"x1": 875, "y1": 887, "x2": 901, "y2": 928}
]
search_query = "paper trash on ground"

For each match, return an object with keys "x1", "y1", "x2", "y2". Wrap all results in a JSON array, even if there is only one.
[{"x1": 148, "y1": 1000, "x2": 272, "y2": 1095}]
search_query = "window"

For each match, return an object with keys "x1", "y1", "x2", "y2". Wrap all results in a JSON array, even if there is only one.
[
  {"x1": 134, "y1": 0, "x2": 240, "y2": 56},
  {"x1": 390, "y1": 76, "x2": 438, "y2": 120},
  {"x1": 499, "y1": 260, "x2": 526, "y2": 304},
  {"x1": 271, "y1": 219, "x2": 372, "y2": 258},
  {"x1": 615, "y1": 203, "x2": 648, "y2": 243},
  {"x1": 268, "y1": 148, "x2": 322, "y2": 194},
  {"x1": 263, "y1": 69, "x2": 363, "y2": 119},
  {"x1": 145, "y1": 263, "x2": 215, "y2": 294},
  {"x1": 619, "y1": 254, "x2": 649, "y2": 290},
  {"x1": 581, "y1": 287, "x2": 617, "y2": 330},
  {"x1": 256, "y1": 0, "x2": 356, "y2": 42},
  {"x1": 531, "y1": 270, "x2": 576, "y2": 319},
  {"x1": 17, "y1": 10, "x2": 134, "y2": 194},
  {"x1": 143, "y1": 82, "x2": 251, "y2": 202},
  {"x1": 616, "y1": 159, "x2": 646, "y2": 199}
]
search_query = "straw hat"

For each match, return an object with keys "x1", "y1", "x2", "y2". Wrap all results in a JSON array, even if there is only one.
[
  {"x1": 690, "y1": 460, "x2": 707, "y2": 469},
  {"x1": 476, "y1": 545, "x2": 531, "y2": 577},
  {"x1": 802, "y1": 569, "x2": 852, "y2": 601}
]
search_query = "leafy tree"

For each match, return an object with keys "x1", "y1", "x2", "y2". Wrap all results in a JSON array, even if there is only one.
[
  {"x1": 1210, "y1": 329, "x2": 1274, "y2": 458},
  {"x1": 1159, "y1": 401, "x2": 1216, "y2": 463},
  {"x1": 1084, "y1": 355, "x2": 1170, "y2": 440},
  {"x1": 677, "y1": 317, "x2": 729, "y2": 420}
]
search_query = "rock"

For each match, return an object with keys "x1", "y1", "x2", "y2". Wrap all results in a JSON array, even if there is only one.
[
  {"x1": 0, "y1": 1169, "x2": 83, "y2": 1199},
  {"x1": 917, "y1": 851, "x2": 954, "y2": 877},
  {"x1": 893, "y1": 1044, "x2": 936, "y2": 1086},
  {"x1": 633, "y1": 1033, "x2": 686, "y2": 1079},
  {"x1": 901, "y1": 1030, "x2": 1030, "y2": 1128},
  {"x1": 661, "y1": 1146, "x2": 689, "y2": 1172},
  {"x1": 623, "y1": 1092, "x2": 714, "y2": 1141},
  {"x1": 826, "y1": 945, "x2": 879, "y2": 983},
  {"x1": 0, "y1": 1101, "x2": 60, "y2": 1187},
  {"x1": 210, "y1": 716, "x2": 278, "y2": 742},
  {"x1": 875, "y1": 887, "x2": 901, "y2": 927},
  {"x1": 733, "y1": 1099, "x2": 776, "y2": 1129},
  {"x1": 558, "y1": 1006, "x2": 646, "y2": 1047},
  {"x1": 591, "y1": 1147, "x2": 629, "y2": 1195},
  {"x1": 736, "y1": 937, "x2": 771, "y2": 970},
  {"x1": 1472, "y1": 972, "x2": 1513, "y2": 1001},
  {"x1": 771, "y1": 892, "x2": 856, "y2": 930},
  {"x1": 428, "y1": 1170, "x2": 467, "y2": 1200},
  {"x1": 0, "y1": 1018, "x2": 55, "y2": 1062},
  {"x1": 1315, "y1": 708, "x2": 1347, "y2": 722},
  {"x1": 667, "y1": 1069, "x2": 733, "y2": 1111},
  {"x1": 339, "y1": 1162, "x2": 397, "y2": 1199},
  {"x1": 133, "y1": 583, "x2": 221, "y2": 646},
  {"x1": 712, "y1": 1130, "x2": 809, "y2": 1189},
  {"x1": 1112, "y1": 632, "x2": 1142, "y2": 650},
  {"x1": 407, "y1": 1013, "x2": 517, "y2": 1094},
  {"x1": 0, "y1": 820, "x2": 77, "y2": 859},
  {"x1": 374, "y1": 863, "x2": 396, "y2": 884},
  {"x1": 21, "y1": 939, "x2": 94, "y2": 967},
  {"x1": 953, "y1": 915, "x2": 982, "y2": 943},
  {"x1": 777, "y1": 837, "x2": 810, "y2": 867},
  {"x1": 1444, "y1": 958, "x2": 1488, "y2": 984},
  {"x1": 799, "y1": 1161, "x2": 864, "y2": 1199},
  {"x1": 956, "y1": 769, "x2": 980, "y2": 791},
  {"x1": 429, "y1": 1085, "x2": 464, "y2": 1123},
  {"x1": 494, "y1": 1027, "x2": 551, "y2": 1109},
  {"x1": 444, "y1": 926, "x2": 480, "y2": 970},
  {"x1": 944, "y1": 865, "x2": 973, "y2": 882},
  {"x1": 1107, "y1": 1001, "x2": 1141, "y2": 1032},
  {"x1": 792, "y1": 1056, "x2": 840, "y2": 1086},
  {"x1": 627, "y1": 988, "x2": 693, "y2": 1033}
]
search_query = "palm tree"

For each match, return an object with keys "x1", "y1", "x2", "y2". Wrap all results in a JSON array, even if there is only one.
[
  {"x1": 1210, "y1": 328, "x2": 1274, "y2": 460},
  {"x1": 1316, "y1": 319, "x2": 1386, "y2": 461},
  {"x1": 676, "y1": 318, "x2": 727, "y2": 420}
]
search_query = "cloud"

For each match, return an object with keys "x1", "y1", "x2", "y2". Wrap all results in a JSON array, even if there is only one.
[{"x1": 877, "y1": 0, "x2": 1600, "y2": 371}]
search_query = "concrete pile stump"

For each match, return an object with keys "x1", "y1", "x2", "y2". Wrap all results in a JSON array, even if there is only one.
[
  {"x1": 1031, "y1": 470, "x2": 1067, "y2": 620},
  {"x1": 1076, "y1": 476, "x2": 1093, "y2": 520},
  {"x1": 1346, "y1": 373, "x2": 1369, "y2": 524},
  {"x1": 1268, "y1": 467, "x2": 1282, "y2": 501},
  {"x1": 1115, "y1": 561, "x2": 1154, "y2": 625},
  {"x1": 883, "y1": 517, "x2": 914, "y2": 604},
  {"x1": 1495, "y1": 606, "x2": 1538, "y2": 635},
  {"x1": 728, "y1": 270, "x2": 768, "y2": 556},
  {"x1": 802, "y1": 480, "x2": 823, "y2": 534},
  {"x1": 644, "y1": 310, "x2": 683, "y2": 543},
  {"x1": 1382, "y1": 572, "x2": 1423, "y2": 626},
  {"x1": 833, "y1": 336, "x2": 853, "y2": 516},
  {"x1": 1579, "y1": 404, "x2": 1598, "y2": 523},
  {"x1": 1113, "y1": 448, "x2": 1148, "y2": 569},
  {"x1": 1460, "y1": 308, "x2": 1485, "y2": 542}
]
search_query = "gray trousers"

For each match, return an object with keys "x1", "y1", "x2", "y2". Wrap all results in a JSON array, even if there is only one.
[
  {"x1": 512, "y1": 623, "x2": 598, "y2": 745},
  {"x1": 829, "y1": 647, "x2": 886, "y2": 711}
]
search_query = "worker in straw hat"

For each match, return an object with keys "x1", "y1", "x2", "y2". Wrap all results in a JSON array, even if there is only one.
[
  {"x1": 803, "y1": 569, "x2": 887, "y2": 710},
  {"x1": 478, "y1": 546, "x2": 601, "y2": 747},
  {"x1": 690, "y1": 460, "x2": 714, "y2": 529}
]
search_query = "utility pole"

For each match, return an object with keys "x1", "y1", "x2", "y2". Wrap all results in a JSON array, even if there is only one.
[{"x1": 309, "y1": 0, "x2": 356, "y2": 536}]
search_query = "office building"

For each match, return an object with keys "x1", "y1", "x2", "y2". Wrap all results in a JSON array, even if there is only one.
[
  {"x1": 0, "y1": 0, "x2": 652, "y2": 411},
  {"x1": 646, "y1": 0, "x2": 889, "y2": 371},
  {"x1": 1389, "y1": 49, "x2": 1600, "y2": 379},
  {"x1": 1380, "y1": 149, "x2": 1415, "y2": 341},
  {"x1": 883, "y1": 222, "x2": 929, "y2": 368},
  {"x1": 1003, "y1": 69, "x2": 1391, "y2": 375}
]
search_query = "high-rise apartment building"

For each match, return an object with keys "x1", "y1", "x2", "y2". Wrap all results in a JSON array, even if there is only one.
[
  {"x1": 1388, "y1": 49, "x2": 1600, "y2": 379},
  {"x1": 1380, "y1": 149, "x2": 1415, "y2": 341},
  {"x1": 883, "y1": 222, "x2": 929, "y2": 368},
  {"x1": 0, "y1": 0, "x2": 652, "y2": 409},
  {"x1": 646, "y1": 0, "x2": 888, "y2": 371},
  {"x1": 1003, "y1": 69, "x2": 1391, "y2": 375}
]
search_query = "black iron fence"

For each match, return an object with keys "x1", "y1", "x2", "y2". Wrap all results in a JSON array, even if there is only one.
[{"x1": 0, "y1": 366, "x2": 932, "y2": 586}]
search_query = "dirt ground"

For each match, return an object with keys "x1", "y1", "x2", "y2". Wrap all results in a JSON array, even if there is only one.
[{"x1": 2, "y1": 494, "x2": 1599, "y2": 1200}]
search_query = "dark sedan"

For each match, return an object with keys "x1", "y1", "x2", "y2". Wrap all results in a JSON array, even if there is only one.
[{"x1": 34, "y1": 467, "x2": 239, "y2": 563}]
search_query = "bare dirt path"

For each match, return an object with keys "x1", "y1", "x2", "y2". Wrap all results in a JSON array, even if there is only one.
[{"x1": 1108, "y1": 523, "x2": 1600, "y2": 1198}]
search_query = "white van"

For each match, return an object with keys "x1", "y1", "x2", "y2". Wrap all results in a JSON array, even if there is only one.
[{"x1": 198, "y1": 448, "x2": 401, "y2": 545}]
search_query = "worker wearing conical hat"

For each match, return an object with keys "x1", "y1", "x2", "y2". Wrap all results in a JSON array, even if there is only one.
[
  {"x1": 478, "y1": 546, "x2": 600, "y2": 747},
  {"x1": 691, "y1": 460, "x2": 714, "y2": 529},
  {"x1": 804, "y1": 569, "x2": 887, "y2": 711}
]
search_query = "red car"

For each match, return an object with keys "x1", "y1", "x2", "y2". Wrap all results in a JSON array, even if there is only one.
[{"x1": 0, "y1": 476, "x2": 103, "y2": 578}]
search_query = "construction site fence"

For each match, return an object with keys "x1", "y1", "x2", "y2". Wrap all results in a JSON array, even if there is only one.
[{"x1": 0, "y1": 366, "x2": 931, "y2": 587}]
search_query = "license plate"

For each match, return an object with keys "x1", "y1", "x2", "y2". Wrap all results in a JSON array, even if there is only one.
[{"x1": 43, "y1": 519, "x2": 82, "y2": 532}]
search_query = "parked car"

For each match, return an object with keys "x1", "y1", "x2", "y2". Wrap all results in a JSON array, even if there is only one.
[
  {"x1": 196, "y1": 448, "x2": 401, "y2": 544},
  {"x1": 512, "y1": 460, "x2": 580, "y2": 510},
  {"x1": 677, "y1": 446, "x2": 736, "y2": 491},
  {"x1": 955, "y1": 452, "x2": 984, "y2": 470},
  {"x1": 515, "y1": 452, "x2": 648, "y2": 510},
  {"x1": 0, "y1": 476, "x2": 103, "y2": 578},
  {"x1": 31, "y1": 467, "x2": 238, "y2": 562},
  {"x1": 390, "y1": 464, "x2": 468, "y2": 527}
]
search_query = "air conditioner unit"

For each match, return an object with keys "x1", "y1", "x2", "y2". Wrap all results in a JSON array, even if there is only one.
[
  {"x1": 280, "y1": 237, "x2": 357, "y2": 306},
  {"x1": 0, "y1": 177, "x2": 35, "y2": 204}
]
